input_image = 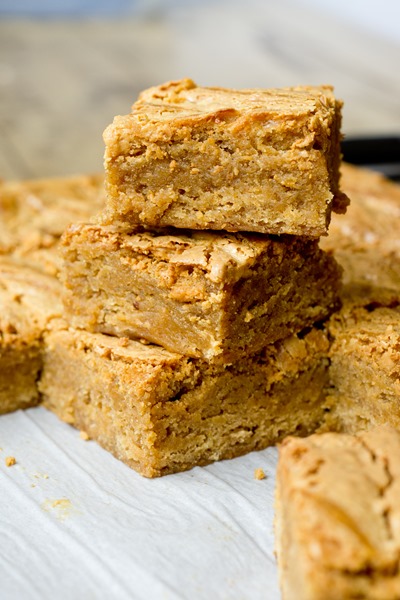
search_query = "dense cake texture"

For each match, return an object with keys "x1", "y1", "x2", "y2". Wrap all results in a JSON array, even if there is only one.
[
  {"x1": 0, "y1": 258, "x2": 63, "y2": 414},
  {"x1": 39, "y1": 326, "x2": 330, "y2": 477},
  {"x1": 320, "y1": 162, "x2": 400, "y2": 307},
  {"x1": 0, "y1": 174, "x2": 104, "y2": 275},
  {"x1": 276, "y1": 426, "x2": 400, "y2": 600},
  {"x1": 325, "y1": 304, "x2": 400, "y2": 432},
  {"x1": 320, "y1": 166, "x2": 400, "y2": 432},
  {"x1": 61, "y1": 223, "x2": 342, "y2": 361},
  {"x1": 101, "y1": 78, "x2": 348, "y2": 236}
]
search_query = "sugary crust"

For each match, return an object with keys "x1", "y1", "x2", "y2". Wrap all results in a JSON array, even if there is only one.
[
  {"x1": 136, "y1": 78, "x2": 338, "y2": 119},
  {"x1": 39, "y1": 326, "x2": 330, "y2": 477},
  {"x1": 276, "y1": 426, "x2": 400, "y2": 600},
  {"x1": 102, "y1": 79, "x2": 348, "y2": 235},
  {"x1": 61, "y1": 222, "x2": 341, "y2": 360},
  {"x1": 0, "y1": 174, "x2": 104, "y2": 274},
  {"x1": 66, "y1": 222, "x2": 284, "y2": 284}
]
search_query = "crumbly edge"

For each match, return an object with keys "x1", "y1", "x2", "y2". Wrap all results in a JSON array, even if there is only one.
[
  {"x1": 102, "y1": 82, "x2": 346, "y2": 235},
  {"x1": 0, "y1": 259, "x2": 65, "y2": 414},
  {"x1": 61, "y1": 223, "x2": 341, "y2": 360},
  {"x1": 0, "y1": 344, "x2": 42, "y2": 414},
  {"x1": 39, "y1": 326, "x2": 330, "y2": 477},
  {"x1": 324, "y1": 304, "x2": 400, "y2": 432}
]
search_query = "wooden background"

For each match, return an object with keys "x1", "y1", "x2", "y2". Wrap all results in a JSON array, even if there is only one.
[{"x1": 0, "y1": 0, "x2": 399, "y2": 180}]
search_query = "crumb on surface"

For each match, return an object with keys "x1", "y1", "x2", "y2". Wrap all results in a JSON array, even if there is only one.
[
  {"x1": 5, "y1": 456, "x2": 16, "y2": 467},
  {"x1": 34, "y1": 472, "x2": 49, "y2": 479},
  {"x1": 254, "y1": 468, "x2": 266, "y2": 480},
  {"x1": 41, "y1": 498, "x2": 74, "y2": 521},
  {"x1": 80, "y1": 430, "x2": 89, "y2": 441}
]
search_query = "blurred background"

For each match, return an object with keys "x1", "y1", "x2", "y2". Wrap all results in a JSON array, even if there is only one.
[{"x1": 0, "y1": 0, "x2": 399, "y2": 179}]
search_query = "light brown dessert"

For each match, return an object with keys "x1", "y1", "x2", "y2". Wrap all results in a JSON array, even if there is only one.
[
  {"x1": 325, "y1": 304, "x2": 400, "y2": 432},
  {"x1": 39, "y1": 326, "x2": 330, "y2": 477},
  {"x1": 276, "y1": 426, "x2": 400, "y2": 600},
  {"x1": 101, "y1": 78, "x2": 348, "y2": 236},
  {"x1": 60, "y1": 223, "x2": 341, "y2": 361},
  {"x1": 0, "y1": 174, "x2": 104, "y2": 275},
  {"x1": 0, "y1": 258, "x2": 63, "y2": 414},
  {"x1": 319, "y1": 165, "x2": 400, "y2": 431},
  {"x1": 320, "y1": 162, "x2": 400, "y2": 307}
]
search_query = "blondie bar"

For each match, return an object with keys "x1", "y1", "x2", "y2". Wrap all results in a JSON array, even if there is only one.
[
  {"x1": 102, "y1": 79, "x2": 348, "y2": 236},
  {"x1": 318, "y1": 165, "x2": 400, "y2": 430},
  {"x1": 276, "y1": 426, "x2": 400, "y2": 600},
  {"x1": 61, "y1": 223, "x2": 341, "y2": 360},
  {"x1": 325, "y1": 304, "x2": 400, "y2": 432},
  {"x1": 0, "y1": 174, "x2": 104, "y2": 275},
  {"x1": 0, "y1": 258, "x2": 63, "y2": 414},
  {"x1": 320, "y1": 163, "x2": 400, "y2": 307},
  {"x1": 39, "y1": 326, "x2": 330, "y2": 477}
]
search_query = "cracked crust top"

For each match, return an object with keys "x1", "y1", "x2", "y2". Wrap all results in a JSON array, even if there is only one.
[
  {"x1": 134, "y1": 78, "x2": 338, "y2": 121},
  {"x1": 65, "y1": 222, "x2": 320, "y2": 285},
  {"x1": 103, "y1": 78, "x2": 349, "y2": 228},
  {"x1": 277, "y1": 426, "x2": 400, "y2": 598}
]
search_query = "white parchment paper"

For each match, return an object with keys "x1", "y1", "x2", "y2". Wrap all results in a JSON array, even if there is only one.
[{"x1": 0, "y1": 407, "x2": 280, "y2": 600}]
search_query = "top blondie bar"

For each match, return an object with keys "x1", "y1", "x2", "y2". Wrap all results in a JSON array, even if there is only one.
[{"x1": 101, "y1": 79, "x2": 348, "y2": 236}]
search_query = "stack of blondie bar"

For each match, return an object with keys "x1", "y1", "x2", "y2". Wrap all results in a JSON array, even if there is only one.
[
  {"x1": 38, "y1": 79, "x2": 348, "y2": 477},
  {"x1": 3, "y1": 78, "x2": 400, "y2": 599}
]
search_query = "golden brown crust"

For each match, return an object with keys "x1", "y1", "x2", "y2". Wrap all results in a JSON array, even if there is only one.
[
  {"x1": 102, "y1": 79, "x2": 348, "y2": 236},
  {"x1": 276, "y1": 426, "x2": 400, "y2": 600}
]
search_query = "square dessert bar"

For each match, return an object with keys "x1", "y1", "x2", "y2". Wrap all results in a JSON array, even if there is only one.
[
  {"x1": 0, "y1": 174, "x2": 104, "y2": 275},
  {"x1": 325, "y1": 304, "x2": 400, "y2": 433},
  {"x1": 276, "y1": 427, "x2": 400, "y2": 600},
  {"x1": 39, "y1": 326, "x2": 330, "y2": 477},
  {"x1": 321, "y1": 166, "x2": 400, "y2": 433},
  {"x1": 320, "y1": 163, "x2": 400, "y2": 307},
  {"x1": 61, "y1": 223, "x2": 341, "y2": 361},
  {"x1": 102, "y1": 78, "x2": 348, "y2": 236},
  {"x1": 0, "y1": 258, "x2": 63, "y2": 414}
]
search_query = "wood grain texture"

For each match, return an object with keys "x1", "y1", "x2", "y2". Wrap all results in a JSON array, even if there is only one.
[{"x1": 0, "y1": 0, "x2": 399, "y2": 179}]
